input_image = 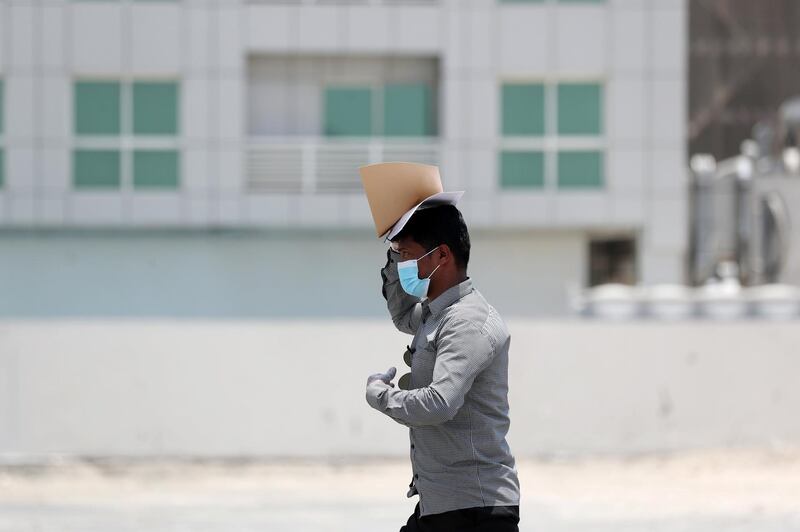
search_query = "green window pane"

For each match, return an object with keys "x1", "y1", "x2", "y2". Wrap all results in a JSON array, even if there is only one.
[
  {"x1": 500, "y1": 150, "x2": 544, "y2": 188},
  {"x1": 324, "y1": 87, "x2": 372, "y2": 136},
  {"x1": 133, "y1": 82, "x2": 179, "y2": 135},
  {"x1": 0, "y1": 149, "x2": 4, "y2": 188},
  {"x1": 558, "y1": 83, "x2": 602, "y2": 135},
  {"x1": 73, "y1": 149, "x2": 121, "y2": 188},
  {"x1": 133, "y1": 150, "x2": 180, "y2": 189},
  {"x1": 502, "y1": 83, "x2": 544, "y2": 136},
  {"x1": 558, "y1": 150, "x2": 603, "y2": 188},
  {"x1": 384, "y1": 84, "x2": 433, "y2": 136},
  {"x1": 75, "y1": 82, "x2": 121, "y2": 135}
]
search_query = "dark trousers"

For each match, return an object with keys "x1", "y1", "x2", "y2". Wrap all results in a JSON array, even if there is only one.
[{"x1": 400, "y1": 502, "x2": 520, "y2": 532}]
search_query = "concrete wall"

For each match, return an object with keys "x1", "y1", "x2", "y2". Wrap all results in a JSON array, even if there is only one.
[{"x1": 1, "y1": 319, "x2": 798, "y2": 461}]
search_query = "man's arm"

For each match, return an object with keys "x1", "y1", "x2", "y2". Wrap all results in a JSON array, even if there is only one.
[
  {"x1": 366, "y1": 318, "x2": 495, "y2": 426},
  {"x1": 381, "y1": 247, "x2": 423, "y2": 335}
]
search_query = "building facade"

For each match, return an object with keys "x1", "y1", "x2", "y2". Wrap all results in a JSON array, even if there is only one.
[{"x1": 0, "y1": 0, "x2": 687, "y2": 317}]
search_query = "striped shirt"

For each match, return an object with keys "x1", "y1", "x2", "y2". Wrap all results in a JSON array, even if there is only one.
[{"x1": 366, "y1": 248, "x2": 521, "y2": 517}]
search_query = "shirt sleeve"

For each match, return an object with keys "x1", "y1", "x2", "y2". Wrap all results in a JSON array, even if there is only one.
[
  {"x1": 381, "y1": 247, "x2": 423, "y2": 335},
  {"x1": 365, "y1": 318, "x2": 495, "y2": 426},
  {"x1": 365, "y1": 380, "x2": 415, "y2": 428}
]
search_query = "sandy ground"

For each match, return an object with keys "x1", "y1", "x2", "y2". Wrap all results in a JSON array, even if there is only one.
[{"x1": 1, "y1": 447, "x2": 799, "y2": 532}]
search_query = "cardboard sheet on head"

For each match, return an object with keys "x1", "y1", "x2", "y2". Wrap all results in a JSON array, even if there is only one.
[{"x1": 358, "y1": 161, "x2": 464, "y2": 243}]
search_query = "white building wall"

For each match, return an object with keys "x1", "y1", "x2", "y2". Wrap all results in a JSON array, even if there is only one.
[{"x1": 0, "y1": 0, "x2": 688, "y2": 305}]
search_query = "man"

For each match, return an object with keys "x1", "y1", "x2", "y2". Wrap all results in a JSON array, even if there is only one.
[{"x1": 365, "y1": 204, "x2": 521, "y2": 531}]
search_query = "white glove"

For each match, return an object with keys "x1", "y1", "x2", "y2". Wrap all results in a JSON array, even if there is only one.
[{"x1": 367, "y1": 366, "x2": 397, "y2": 388}]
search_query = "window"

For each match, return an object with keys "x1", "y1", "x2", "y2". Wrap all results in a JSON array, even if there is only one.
[
  {"x1": 133, "y1": 82, "x2": 178, "y2": 135},
  {"x1": 133, "y1": 150, "x2": 179, "y2": 188},
  {"x1": 323, "y1": 83, "x2": 435, "y2": 138},
  {"x1": 73, "y1": 80, "x2": 180, "y2": 190},
  {"x1": 500, "y1": 151, "x2": 544, "y2": 188},
  {"x1": 324, "y1": 87, "x2": 373, "y2": 137},
  {"x1": 502, "y1": 83, "x2": 544, "y2": 136},
  {"x1": 499, "y1": 80, "x2": 604, "y2": 190},
  {"x1": 74, "y1": 150, "x2": 121, "y2": 188},
  {"x1": 75, "y1": 81, "x2": 120, "y2": 135},
  {"x1": 384, "y1": 84, "x2": 433, "y2": 137},
  {"x1": 558, "y1": 150, "x2": 603, "y2": 188},
  {"x1": 558, "y1": 83, "x2": 602, "y2": 135}
]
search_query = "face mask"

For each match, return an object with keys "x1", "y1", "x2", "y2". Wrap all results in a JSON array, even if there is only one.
[{"x1": 397, "y1": 246, "x2": 442, "y2": 299}]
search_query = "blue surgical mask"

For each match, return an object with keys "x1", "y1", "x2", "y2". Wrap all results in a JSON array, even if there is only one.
[{"x1": 397, "y1": 246, "x2": 441, "y2": 299}]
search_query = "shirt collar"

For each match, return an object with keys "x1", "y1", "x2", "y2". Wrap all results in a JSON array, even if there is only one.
[{"x1": 422, "y1": 277, "x2": 474, "y2": 319}]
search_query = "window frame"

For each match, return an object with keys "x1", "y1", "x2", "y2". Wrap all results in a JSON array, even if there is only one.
[
  {"x1": 72, "y1": 77, "x2": 181, "y2": 191},
  {"x1": 498, "y1": 77, "x2": 606, "y2": 191}
]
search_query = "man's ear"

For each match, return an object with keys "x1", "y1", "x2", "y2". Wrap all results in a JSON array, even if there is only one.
[{"x1": 438, "y1": 244, "x2": 453, "y2": 266}]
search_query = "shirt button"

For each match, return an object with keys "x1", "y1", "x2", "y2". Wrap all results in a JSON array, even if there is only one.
[
  {"x1": 411, "y1": 444, "x2": 415, "y2": 449},
  {"x1": 414, "y1": 473, "x2": 419, "y2": 479}
]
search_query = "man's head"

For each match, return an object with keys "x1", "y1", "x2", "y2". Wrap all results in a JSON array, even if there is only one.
[{"x1": 390, "y1": 205, "x2": 471, "y2": 299}]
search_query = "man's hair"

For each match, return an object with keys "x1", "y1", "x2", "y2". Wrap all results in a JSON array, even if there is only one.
[{"x1": 392, "y1": 205, "x2": 471, "y2": 270}]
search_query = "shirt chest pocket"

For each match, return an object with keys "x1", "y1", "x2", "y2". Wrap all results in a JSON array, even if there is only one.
[{"x1": 410, "y1": 335, "x2": 437, "y2": 388}]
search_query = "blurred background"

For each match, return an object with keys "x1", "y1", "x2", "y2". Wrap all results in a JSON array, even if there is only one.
[{"x1": 0, "y1": 0, "x2": 799, "y2": 530}]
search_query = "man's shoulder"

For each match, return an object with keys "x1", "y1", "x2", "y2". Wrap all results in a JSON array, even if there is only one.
[{"x1": 439, "y1": 288, "x2": 509, "y2": 345}]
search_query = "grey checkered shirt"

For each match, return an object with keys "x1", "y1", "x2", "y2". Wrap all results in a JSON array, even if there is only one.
[{"x1": 366, "y1": 248, "x2": 521, "y2": 517}]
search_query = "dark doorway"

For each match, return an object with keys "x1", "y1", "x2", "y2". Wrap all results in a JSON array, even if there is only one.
[{"x1": 588, "y1": 238, "x2": 637, "y2": 286}]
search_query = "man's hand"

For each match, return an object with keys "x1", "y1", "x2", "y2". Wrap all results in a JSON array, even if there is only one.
[
  {"x1": 365, "y1": 366, "x2": 397, "y2": 411},
  {"x1": 367, "y1": 366, "x2": 397, "y2": 388}
]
